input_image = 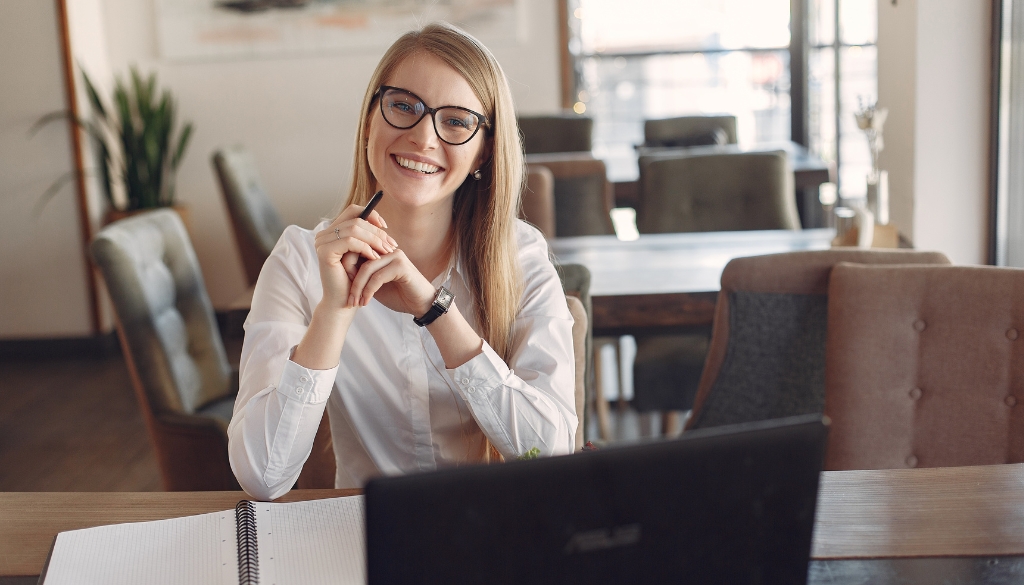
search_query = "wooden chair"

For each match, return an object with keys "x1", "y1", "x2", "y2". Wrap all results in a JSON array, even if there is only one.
[
  {"x1": 90, "y1": 209, "x2": 240, "y2": 491},
  {"x1": 518, "y1": 113, "x2": 593, "y2": 155},
  {"x1": 212, "y1": 146, "x2": 286, "y2": 287},
  {"x1": 825, "y1": 263, "x2": 1024, "y2": 470},
  {"x1": 686, "y1": 250, "x2": 951, "y2": 432},
  {"x1": 643, "y1": 115, "x2": 738, "y2": 147}
]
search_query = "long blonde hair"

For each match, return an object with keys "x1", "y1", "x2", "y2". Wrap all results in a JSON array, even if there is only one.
[{"x1": 344, "y1": 22, "x2": 524, "y2": 363}]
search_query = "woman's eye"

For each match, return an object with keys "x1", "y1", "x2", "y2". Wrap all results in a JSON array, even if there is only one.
[
  {"x1": 392, "y1": 101, "x2": 415, "y2": 114},
  {"x1": 443, "y1": 116, "x2": 470, "y2": 129}
]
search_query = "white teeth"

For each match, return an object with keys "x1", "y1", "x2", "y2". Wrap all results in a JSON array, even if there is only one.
[{"x1": 395, "y1": 155, "x2": 441, "y2": 174}]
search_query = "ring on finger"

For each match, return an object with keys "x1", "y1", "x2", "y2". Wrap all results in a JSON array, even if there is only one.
[{"x1": 334, "y1": 227, "x2": 341, "y2": 240}]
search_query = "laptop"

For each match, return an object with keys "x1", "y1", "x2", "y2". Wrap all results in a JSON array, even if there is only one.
[{"x1": 365, "y1": 414, "x2": 829, "y2": 585}]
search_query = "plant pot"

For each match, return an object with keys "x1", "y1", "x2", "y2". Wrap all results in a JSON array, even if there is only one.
[{"x1": 105, "y1": 204, "x2": 191, "y2": 236}]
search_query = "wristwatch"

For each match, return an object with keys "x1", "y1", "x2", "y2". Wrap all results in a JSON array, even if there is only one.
[{"x1": 414, "y1": 286, "x2": 454, "y2": 327}]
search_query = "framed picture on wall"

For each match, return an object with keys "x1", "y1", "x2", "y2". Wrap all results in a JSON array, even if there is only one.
[{"x1": 155, "y1": 0, "x2": 527, "y2": 61}]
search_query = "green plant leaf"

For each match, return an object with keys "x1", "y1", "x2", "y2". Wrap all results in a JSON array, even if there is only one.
[
  {"x1": 171, "y1": 122, "x2": 193, "y2": 170},
  {"x1": 80, "y1": 67, "x2": 108, "y2": 123}
]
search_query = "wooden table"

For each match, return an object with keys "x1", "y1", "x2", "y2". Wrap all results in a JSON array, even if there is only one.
[
  {"x1": 550, "y1": 228, "x2": 834, "y2": 336},
  {"x1": 5, "y1": 464, "x2": 1024, "y2": 582}
]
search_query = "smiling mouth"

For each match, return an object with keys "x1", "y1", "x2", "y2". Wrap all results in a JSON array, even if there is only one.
[{"x1": 394, "y1": 155, "x2": 442, "y2": 175}]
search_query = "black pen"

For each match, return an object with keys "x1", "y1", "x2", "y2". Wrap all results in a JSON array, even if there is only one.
[{"x1": 360, "y1": 190, "x2": 384, "y2": 220}]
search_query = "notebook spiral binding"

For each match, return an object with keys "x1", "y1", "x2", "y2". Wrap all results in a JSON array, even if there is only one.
[{"x1": 235, "y1": 500, "x2": 260, "y2": 585}]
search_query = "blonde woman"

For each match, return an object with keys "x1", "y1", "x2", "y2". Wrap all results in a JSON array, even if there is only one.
[{"x1": 228, "y1": 23, "x2": 577, "y2": 500}]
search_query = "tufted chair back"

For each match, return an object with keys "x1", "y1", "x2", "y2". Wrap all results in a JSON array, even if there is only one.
[
  {"x1": 212, "y1": 146, "x2": 286, "y2": 287},
  {"x1": 688, "y1": 249, "x2": 951, "y2": 432},
  {"x1": 637, "y1": 150, "x2": 799, "y2": 234},
  {"x1": 825, "y1": 263, "x2": 1024, "y2": 470},
  {"x1": 91, "y1": 209, "x2": 239, "y2": 490}
]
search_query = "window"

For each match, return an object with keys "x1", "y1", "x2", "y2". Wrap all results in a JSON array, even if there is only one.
[{"x1": 569, "y1": 0, "x2": 878, "y2": 202}]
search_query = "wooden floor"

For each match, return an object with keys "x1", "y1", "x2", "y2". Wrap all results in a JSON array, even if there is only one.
[
  {"x1": 0, "y1": 333, "x2": 243, "y2": 492},
  {"x1": 0, "y1": 352, "x2": 161, "y2": 492}
]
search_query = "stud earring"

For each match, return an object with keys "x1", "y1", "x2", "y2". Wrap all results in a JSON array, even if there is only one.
[{"x1": 472, "y1": 170, "x2": 482, "y2": 180}]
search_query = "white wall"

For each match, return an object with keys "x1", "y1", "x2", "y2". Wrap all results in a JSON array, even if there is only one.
[
  {"x1": 0, "y1": 0, "x2": 94, "y2": 338},
  {"x1": 94, "y1": 0, "x2": 562, "y2": 307},
  {"x1": 878, "y1": 0, "x2": 991, "y2": 265}
]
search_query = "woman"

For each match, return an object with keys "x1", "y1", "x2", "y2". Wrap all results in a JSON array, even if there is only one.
[{"x1": 228, "y1": 22, "x2": 577, "y2": 500}]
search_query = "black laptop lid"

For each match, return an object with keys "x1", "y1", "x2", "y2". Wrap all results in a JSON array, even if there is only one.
[{"x1": 365, "y1": 414, "x2": 828, "y2": 585}]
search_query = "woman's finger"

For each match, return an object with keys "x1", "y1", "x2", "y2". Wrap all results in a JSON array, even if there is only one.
[
  {"x1": 358, "y1": 261, "x2": 405, "y2": 306},
  {"x1": 316, "y1": 221, "x2": 396, "y2": 255},
  {"x1": 318, "y1": 234, "x2": 380, "y2": 264},
  {"x1": 347, "y1": 254, "x2": 398, "y2": 307},
  {"x1": 341, "y1": 251, "x2": 360, "y2": 280}
]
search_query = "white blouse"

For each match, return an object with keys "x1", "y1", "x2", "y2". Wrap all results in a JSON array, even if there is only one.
[{"x1": 227, "y1": 219, "x2": 577, "y2": 500}]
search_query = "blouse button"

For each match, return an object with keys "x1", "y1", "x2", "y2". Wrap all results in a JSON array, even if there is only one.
[
  {"x1": 296, "y1": 388, "x2": 303, "y2": 395},
  {"x1": 462, "y1": 377, "x2": 470, "y2": 385},
  {"x1": 300, "y1": 376, "x2": 309, "y2": 382}
]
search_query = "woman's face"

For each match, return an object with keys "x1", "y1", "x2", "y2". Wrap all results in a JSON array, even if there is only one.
[{"x1": 366, "y1": 51, "x2": 490, "y2": 213}]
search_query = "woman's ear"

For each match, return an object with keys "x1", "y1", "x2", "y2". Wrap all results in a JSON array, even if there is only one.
[{"x1": 475, "y1": 139, "x2": 493, "y2": 172}]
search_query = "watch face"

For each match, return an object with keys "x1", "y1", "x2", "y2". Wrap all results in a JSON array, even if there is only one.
[{"x1": 436, "y1": 287, "x2": 454, "y2": 309}]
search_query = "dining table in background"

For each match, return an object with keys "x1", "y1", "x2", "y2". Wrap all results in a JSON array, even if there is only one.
[
  {"x1": 4, "y1": 463, "x2": 1024, "y2": 584},
  {"x1": 550, "y1": 228, "x2": 835, "y2": 337}
]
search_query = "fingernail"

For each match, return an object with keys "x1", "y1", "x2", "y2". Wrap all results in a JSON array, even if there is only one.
[
  {"x1": 347, "y1": 294, "x2": 355, "y2": 307},
  {"x1": 388, "y1": 236, "x2": 398, "y2": 247},
  {"x1": 381, "y1": 217, "x2": 388, "y2": 228}
]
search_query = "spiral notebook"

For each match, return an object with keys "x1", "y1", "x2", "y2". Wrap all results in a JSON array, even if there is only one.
[{"x1": 38, "y1": 496, "x2": 365, "y2": 585}]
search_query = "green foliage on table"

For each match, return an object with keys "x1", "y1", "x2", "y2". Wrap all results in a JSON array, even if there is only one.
[
  {"x1": 517, "y1": 447, "x2": 541, "y2": 461},
  {"x1": 33, "y1": 66, "x2": 193, "y2": 213}
]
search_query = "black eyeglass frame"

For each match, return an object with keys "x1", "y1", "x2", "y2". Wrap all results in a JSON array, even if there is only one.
[{"x1": 376, "y1": 85, "x2": 491, "y2": 146}]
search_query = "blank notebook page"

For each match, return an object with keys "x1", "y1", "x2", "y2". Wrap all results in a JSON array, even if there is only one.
[
  {"x1": 255, "y1": 495, "x2": 366, "y2": 585},
  {"x1": 42, "y1": 510, "x2": 228, "y2": 585}
]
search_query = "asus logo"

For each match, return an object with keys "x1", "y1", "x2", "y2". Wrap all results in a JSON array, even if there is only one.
[{"x1": 563, "y1": 524, "x2": 642, "y2": 554}]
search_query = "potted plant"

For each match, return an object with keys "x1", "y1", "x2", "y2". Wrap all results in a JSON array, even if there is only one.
[{"x1": 35, "y1": 67, "x2": 193, "y2": 224}]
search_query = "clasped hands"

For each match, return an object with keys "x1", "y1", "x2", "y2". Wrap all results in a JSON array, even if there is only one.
[{"x1": 313, "y1": 203, "x2": 436, "y2": 317}]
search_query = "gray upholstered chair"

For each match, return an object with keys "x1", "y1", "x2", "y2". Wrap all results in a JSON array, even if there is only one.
[
  {"x1": 632, "y1": 150, "x2": 798, "y2": 433},
  {"x1": 518, "y1": 113, "x2": 593, "y2": 155},
  {"x1": 643, "y1": 115, "x2": 738, "y2": 147},
  {"x1": 90, "y1": 209, "x2": 240, "y2": 491},
  {"x1": 636, "y1": 150, "x2": 800, "y2": 234},
  {"x1": 558, "y1": 263, "x2": 593, "y2": 445},
  {"x1": 525, "y1": 152, "x2": 616, "y2": 237},
  {"x1": 686, "y1": 249, "x2": 951, "y2": 432},
  {"x1": 212, "y1": 146, "x2": 286, "y2": 287},
  {"x1": 520, "y1": 165, "x2": 556, "y2": 239},
  {"x1": 824, "y1": 263, "x2": 1024, "y2": 470}
]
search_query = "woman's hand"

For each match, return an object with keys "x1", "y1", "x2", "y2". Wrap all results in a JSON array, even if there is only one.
[
  {"x1": 313, "y1": 204, "x2": 397, "y2": 313},
  {"x1": 348, "y1": 249, "x2": 438, "y2": 317}
]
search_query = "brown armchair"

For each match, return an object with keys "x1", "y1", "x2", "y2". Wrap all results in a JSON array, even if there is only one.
[
  {"x1": 687, "y1": 250, "x2": 951, "y2": 432},
  {"x1": 525, "y1": 152, "x2": 616, "y2": 237},
  {"x1": 825, "y1": 263, "x2": 1024, "y2": 470},
  {"x1": 520, "y1": 165, "x2": 556, "y2": 239},
  {"x1": 212, "y1": 146, "x2": 286, "y2": 287},
  {"x1": 90, "y1": 209, "x2": 240, "y2": 491}
]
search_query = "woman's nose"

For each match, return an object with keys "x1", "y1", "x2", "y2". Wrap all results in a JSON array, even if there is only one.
[{"x1": 407, "y1": 113, "x2": 439, "y2": 149}]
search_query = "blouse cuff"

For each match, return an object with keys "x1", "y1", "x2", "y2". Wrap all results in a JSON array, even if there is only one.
[
  {"x1": 447, "y1": 342, "x2": 509, "y2": 402},
  {"x1": 279, "y1": 351, "x2": 338, "y2": 404}
]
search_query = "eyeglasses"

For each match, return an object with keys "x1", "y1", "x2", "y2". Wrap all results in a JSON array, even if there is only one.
[{"x1": 377, "y1": 85, "x2": 490, "y2": 146}]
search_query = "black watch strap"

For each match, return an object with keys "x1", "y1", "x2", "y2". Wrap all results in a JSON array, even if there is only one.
[{"x1": 414, "y1": 286, "x2": 454, "y2": 327}]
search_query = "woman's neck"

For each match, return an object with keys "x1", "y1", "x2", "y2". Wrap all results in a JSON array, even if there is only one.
[{"x1": 378, "y1": 197, "x2": 455, "y2": 282}]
